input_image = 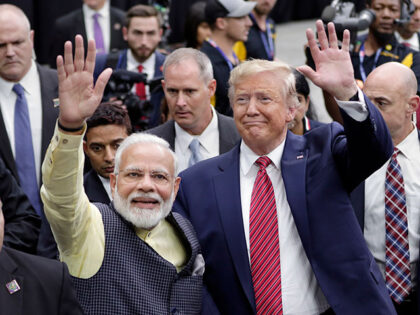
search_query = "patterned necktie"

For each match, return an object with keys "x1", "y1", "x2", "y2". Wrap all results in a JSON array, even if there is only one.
[
  {"x1": 250, "y1": 156, "x2": 282, "y2": 314},
  {"x1": 93, "y1": 13, "x2": 105, "y2": 54},
  {"x1": 136, "y1": 65, "x2": 146, "y2": 100},
  {"x1": 385, "y1": 148, "x2": 411, "y2": 303},
  {"x1": 188, "y1": 138, "x2": 202, "y2": 167},
  {"x1": 13, "y1": 83, "x2": 42, "y2": 216}
]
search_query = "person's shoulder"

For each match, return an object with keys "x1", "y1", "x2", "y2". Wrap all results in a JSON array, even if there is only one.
[
  {"x1": 3, "y1": 246, "x2": 63, "y2": 274},
  {"x1": 110, "y1": 6, "x2": 125, "y2": 19},
  {"x1": 55, "y1": 8, "x2": 83, "y2": 25},
  {"x1": 146, "y1": 120, "x2": 174, "y2": 137}
]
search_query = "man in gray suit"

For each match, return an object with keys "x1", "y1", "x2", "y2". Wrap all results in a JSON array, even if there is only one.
[
  {"x1": 148, "y1": 48, "x2": 240, "y2": 172},
  {"x1": 0, "y1": 4, "x2": 58, "y2": 258}
]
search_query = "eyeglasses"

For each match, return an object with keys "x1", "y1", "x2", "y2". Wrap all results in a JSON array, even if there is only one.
[{"x1": 117, "y1": 169, "x2": 172, "y2": 184}]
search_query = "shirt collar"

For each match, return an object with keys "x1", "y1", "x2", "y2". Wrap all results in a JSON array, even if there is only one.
[
  {"x1": 395, "y1": 124, "x2": 419, "y2": 161},
  {"x1": 174, "y1": 105, "x2": 217, "y2": 153},
  {"x1": 0, "y1": 59, "x2": 37, "y2": 97},
  {"x1": 240, "y1": 139, "x2": 285, "y2": 176},
  {"x1": 126, "y1": 49, "x2": 156, "y2": 74}
]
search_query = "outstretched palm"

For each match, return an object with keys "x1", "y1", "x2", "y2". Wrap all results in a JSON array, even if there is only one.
[
  {"x1": 57, "y1": 35, "x2": 112, "y2": 128},
  {"x1": 298, "y1": 20, "x2": 357, "y2": 101}
]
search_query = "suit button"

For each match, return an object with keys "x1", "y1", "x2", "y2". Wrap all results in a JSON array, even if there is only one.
[{"x1": 171, "y1": 308, "x2": 179, "y2": 314}]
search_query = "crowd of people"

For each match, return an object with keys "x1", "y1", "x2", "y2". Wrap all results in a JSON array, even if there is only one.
[{"x1": 1, "y1": 0, "x2": 420, "y2": 314}]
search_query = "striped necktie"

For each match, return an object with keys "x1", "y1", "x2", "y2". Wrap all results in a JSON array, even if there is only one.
[
  {"x1": 385, "y1": 148, "x2": 411, "y2": 303},
  {"x1": 250, "y1": 156, "x2": 282, "y2": 314}
]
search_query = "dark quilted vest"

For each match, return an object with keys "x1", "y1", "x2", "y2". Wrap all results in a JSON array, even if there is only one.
[{"x1": 71, "y1": 203, "x2": 203, "y2": 314}]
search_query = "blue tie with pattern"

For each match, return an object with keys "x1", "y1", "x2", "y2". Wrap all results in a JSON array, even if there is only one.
[{"x1": 13, "y1": 83, "x2": 42, "y2": 215}]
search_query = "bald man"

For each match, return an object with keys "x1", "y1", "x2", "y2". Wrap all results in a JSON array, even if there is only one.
[
  {"x1": 0, "y1": 4, "x2": 59, "y2": 258},
  {"x1": 351, "y1": 62, "x2": 420, "y2": 314}
]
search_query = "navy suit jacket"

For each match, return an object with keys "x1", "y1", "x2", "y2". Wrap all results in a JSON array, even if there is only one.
[
  {"x1": 83, "y1": 169, "x2": 111, "y2": 204},
  {"x1": 174, "y1": 96, "x2": 396, "y2": 314},
  {"x1": 0, "y1": 247, "x2": 83, "y2": 315},
  {"x1": 147, "y1": 111, "x2": 240, "y2": 153},
  {"x1": 94, "y1": 49, "x2": 166, "y2": 128},
  {"x1": 0, "y1": 64, "x2": 58, "y2": 259}
]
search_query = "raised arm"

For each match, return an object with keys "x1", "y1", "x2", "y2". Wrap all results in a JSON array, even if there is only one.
[
  {"x1": 298, "y1": 20, "x2": 358, "y2": 101},
  {"x1": 41, "y1": 36, "x2": 111, "y2": 278}
]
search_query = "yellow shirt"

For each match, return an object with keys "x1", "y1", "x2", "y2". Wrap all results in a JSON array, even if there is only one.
[{"x1": 41, "y1": 123, "x2": 187, "y2": 278}]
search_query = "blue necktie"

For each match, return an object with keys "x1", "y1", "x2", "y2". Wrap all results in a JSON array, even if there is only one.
[
  {"x1": 188, "y1": 138, "x2": 202, "y2": 167},
  {"x1": 13, "y1": 83, "x2": 42, "y2": 216}
]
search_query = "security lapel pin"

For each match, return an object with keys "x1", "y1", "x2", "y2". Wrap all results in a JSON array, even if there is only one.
[
  {"x1": 6, "y1": 279, "x2": 20, "y2": 294},
  {"x1": 296, "y1": 154, "x2": 304, "y2": 160}
]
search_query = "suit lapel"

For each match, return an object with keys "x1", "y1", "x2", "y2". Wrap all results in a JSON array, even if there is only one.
[
  {"x1": 38, "y1": 65, "x2": 59, "y2": 184},
  {"x1": 281, "y1": 132, "x2": 312, "y2": 254},
  {"x1": 0, "y1": 108, "x2": 16, "y2": 178},
  {"x1": 109, "y1": 8, "x2": 123, "y2": 48},
  {"x1": 0, "y1": 249, "x2": 23, "y2": 314},
  {"x1": 217, "y1": 112, "x2": 239, "y2": 154},
  {"x1": 212, "y1": 145, "x2": 256, "y2": 311}
]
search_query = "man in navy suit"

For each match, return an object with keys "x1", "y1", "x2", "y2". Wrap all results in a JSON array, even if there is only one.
[
  {"x1": 351, "y1": 62, "x2": 420, "y2": 314},
  {"x1": 173, "y1": 20, "x2": 396, "y2": 314},
  {"x1": 83, "y1": 102, "x2": 132, "y2": 204},
  {"x1": 94, "y1": 4, "x2": 166, "y2": 129}
]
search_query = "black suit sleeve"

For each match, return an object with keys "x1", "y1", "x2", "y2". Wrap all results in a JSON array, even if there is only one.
[
  {"x1": 58, "y1": 263, "x2": 84, "y2": 315},
  {"x1": 0, "y1": 157, "x2": 41, "y2": 254}
]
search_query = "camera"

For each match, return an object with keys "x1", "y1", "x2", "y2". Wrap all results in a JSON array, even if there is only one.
[
  {"x1": 104, "y1": 69, "x2": 162, "y2": 132},
  {"x1": 321, "y1": 0, "x2": 376, "y2": 44}
]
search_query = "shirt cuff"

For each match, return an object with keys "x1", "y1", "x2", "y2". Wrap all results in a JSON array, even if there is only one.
[{"x1": 334, "y1": 87, "x2": 368, "y2": 122}]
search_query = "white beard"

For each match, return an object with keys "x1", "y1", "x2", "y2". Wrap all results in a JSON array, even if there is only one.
[{"x1": 113, "y1": 188, "x2": 174, "y2": 230}]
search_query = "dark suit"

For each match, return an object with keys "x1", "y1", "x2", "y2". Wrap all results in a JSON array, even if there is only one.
[
  {"x1": 0, "y1": 64, "x2": 59, "y2": 259},
  {"x1": 83, "y1": 169, "x2": 110, "y2": 204},
  {"x1": 0, "y1": 157, "x2": 40, "y2": 255},
  {"x1": 350, "y1": 130, "x2": 420, "y2": 313},
  {"x1": 50, "y1": 6, "x2": 127, "y2": 68},
  {"x1": 94, "y1": 49, "x2": 166, "y2": 128},
  {"x1": 0, "y1": 246, "x2": 83, "y2": 315},
  {"x1": 173, "y1": 96, "x2": 396, "y2": 314},
  {"x1": 147, "y1": 112, "x2": 240, "y2": 153}
]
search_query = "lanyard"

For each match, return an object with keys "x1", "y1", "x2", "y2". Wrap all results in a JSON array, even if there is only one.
[
  {"x1": 359, "y1": 42, "x2": 382, "y2": 82},
  {"x1": 249, "y1": 13, "x2": 274, "y2": 60},
  {"x1": 207, "y1": 39, "x2": 238, "y2": 71}
]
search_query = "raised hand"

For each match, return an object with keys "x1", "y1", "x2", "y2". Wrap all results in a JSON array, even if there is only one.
[
  {"x1": 298, "y1": 20, "x2": 358, "y2": 101},
  {"x1": 56, "y1": 35, "x2": 112, "y2": 129}
]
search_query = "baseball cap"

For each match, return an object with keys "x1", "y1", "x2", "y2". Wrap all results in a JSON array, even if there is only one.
[{"x1": 205, "y1": 0, "x2": 256, "y2": 24}]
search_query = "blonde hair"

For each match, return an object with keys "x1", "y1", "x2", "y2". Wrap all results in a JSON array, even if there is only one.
[{"x1": 228, "y1": 59, "x2": 299, "y2": 109}]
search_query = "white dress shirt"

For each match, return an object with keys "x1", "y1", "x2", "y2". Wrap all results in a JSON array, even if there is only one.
[
  {"x1": 0, "y1": 60, "x2": 42, "y2": 184},
  {"x1": 174, "y1": 106, "x2": 219, "y2": 172},
  {"x1": 83, "y1": 1, "x2": 111, "y2": 53},
  {"x1": 239, "y1": 142, "x2": 329, "y2": 314},
  {"x1": 395, "y1": 32, "x2": 420, "y2": 51},
  {"x1": 126, "y1": 49, "x2": 156, "y2": 99},
  {"x1": 365, "y1": 126, "x2": 420, "y2": 288}
]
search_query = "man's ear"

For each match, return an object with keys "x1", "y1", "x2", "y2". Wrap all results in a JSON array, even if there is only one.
[
  {"x1": 172, "y1": 177, "x2": 181, "y2": 201},
  {"x1": 407, "y1": 95, "x2": 420, "y2": 118},
  {"x1": 83, "y1": 140, "x2": 88, "y2": 154},
  {"x1": 110, "y1": 173, "x2": 116, "y2": 199},
  {"x1": 122, "y1": 26, "x2": 128, "y2": 41},
  {"x1": 215, "y1": 17, "x2": 226, "y2": 30}
]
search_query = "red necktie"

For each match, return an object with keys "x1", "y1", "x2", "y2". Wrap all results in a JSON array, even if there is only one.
[
  {"x1": 136, "y1": 65, "x2": 146, "y2": 100},
  {"x1": 385, "y1": 148, "x2": 411, "y2": 303},
  {"x1": 250, "y1": 156, "x2": 282, "y2": 314}
]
